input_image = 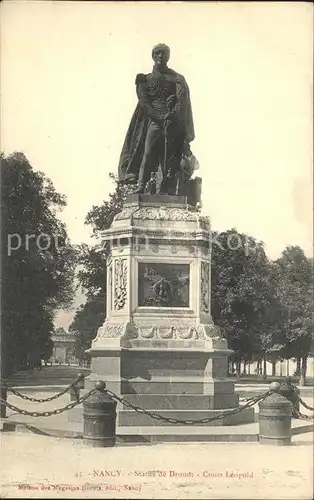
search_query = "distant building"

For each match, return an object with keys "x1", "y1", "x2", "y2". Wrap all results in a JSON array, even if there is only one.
[{"x1": 50, "y1": 327, "x2": 77, "y2": 364}]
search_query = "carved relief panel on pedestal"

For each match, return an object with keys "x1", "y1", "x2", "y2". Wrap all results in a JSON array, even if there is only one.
[
  {"x1": 114, "y1": 258, "x2": 128, "y2": 310},
  {"x1": 138, "y1": 263, "x2": 190, "y2": 308},
  {"x1": 200, "y1": 261, "x2": 210, "y2": 313},
  {"x1": 108, "y1": 263, "x2": 112, "y2": 311}
]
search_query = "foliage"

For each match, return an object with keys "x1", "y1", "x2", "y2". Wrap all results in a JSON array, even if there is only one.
[
  {"x1": 1, "y1": 152, "x2": 77, "y2": 377},
  {"x1": 85, "y1": 173, "x2": 135, "y2": 238},
  {"x1": 69, "y1": 296, "x2": 104, "y2": 361},
  {"x1": 211, "y1": 229, "x2": 273, "y2": 362},
  {"x1": 211, "y1": 234, "x2": 313, "y2": 382},
  {"x1": 272, "y1": 246, "x2": 313, "y2": 384}
]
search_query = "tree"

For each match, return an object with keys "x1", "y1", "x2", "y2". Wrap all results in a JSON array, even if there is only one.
[
  {"x1": 1, "y1": 152, "x2": 77, "y2": 377},
  {"x1": 274, "y1": 246, "x2": 313, "y2": 386},
  {"x1": 211, "y1": 229, "x2": 278, "y2": 376}
]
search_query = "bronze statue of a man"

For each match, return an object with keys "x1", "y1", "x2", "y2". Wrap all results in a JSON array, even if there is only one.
[{"x1": 118, "y1": 44, "x2": 195, "y2": 194}]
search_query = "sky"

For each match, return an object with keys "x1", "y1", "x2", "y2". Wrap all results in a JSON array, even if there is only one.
[{"x1": 1, "y1": 1, "x2": 313, "y2": 327}]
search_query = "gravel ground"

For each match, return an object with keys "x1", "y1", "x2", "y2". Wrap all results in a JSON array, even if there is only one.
[{"x1": 1, "y1": 433, "x2": 313, "y2": 499}]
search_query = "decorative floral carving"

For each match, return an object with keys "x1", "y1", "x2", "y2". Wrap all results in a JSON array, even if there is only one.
[
  {"x1": 133, "y1": 206, "x2": 198, "y2": 222},
  {"x1": 197, "y1": 324, "x2": 221, "y2": 339},
  {"x1": 114, "y1": 258, "x2": 128, "y2": 310},
  {"x1": 201, "y1": 261, "x2": 210, "y2": 313},
  {"x1": 136, "y1": 324, "x2": 203, "y2": 340},
  {"x1": 113, "y1": 207, "x2": 210, "y2": 232},
  {"x1": 138, "y1": 326, "x2": 157, "y2": 339},
  {"x1": 108, "y1": 265, "x2": 112, "y2": 310},
  {"x1": 177, "y1": 327, "x2": 194, "y2": 339},
  {"x1": 97, "y1": 323, "x2": 125, "y2": 338},
  {"x1": 159, "y1": 326, "x2": 177, "y2": 339},
  {"x1": 114, "y1": 207, "x2": 137, "y2": 221}
]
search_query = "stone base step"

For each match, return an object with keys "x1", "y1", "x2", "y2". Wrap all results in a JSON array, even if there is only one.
[
  {"x1": 84, "y1": 378, "x2": 235, "y2": 395},
  {"x1": 119, "y1": 393, "x2": 239, "y2": 409},
  {"x1": 117, "y1": 423, "x2": 259, "y2": 442},
  {"x1": 118, "y1": 407, "x2": 255, "y2": 427},
  {"x1": 76, "y1": 392, "x2": 239, "y2": 410}
]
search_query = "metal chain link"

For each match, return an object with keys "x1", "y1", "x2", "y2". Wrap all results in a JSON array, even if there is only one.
[
  {"x1": 295, "y1": 394, "x2": 314, "y2": 412},
  {"x1": 16, "y1": 422, "x2": 83, "y2": 440},
  {"x1": 239, "y1": 394, "x2": 262, "y2": 403},
  {"x1": 287, "y1": 385, "x2": 314, "y2": 419},
  {"x1": 294, "y1": 409, "x2": 314, "y2": 421},
  {"x1": 104, "y1": 389, "x2": 270, "y2": 425},
  {"x1": 1, "y1": 378, "x2": 83, "y2": 404},
  {"x1": 0, "y1": 389, "x2": 96, "y2": 418}
]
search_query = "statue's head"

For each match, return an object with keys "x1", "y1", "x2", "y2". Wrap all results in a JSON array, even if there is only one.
[{"x1": 152, "y1": 43, "x2": 170, "y2": 68}]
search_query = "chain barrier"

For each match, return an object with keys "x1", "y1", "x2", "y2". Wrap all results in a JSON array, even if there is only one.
[
  {"x1": 295, "y1": 394, "x2": 314, "y2": 412},
  {"x1": 293, "y1": 409, "x2": 314, "y2": 421},
  {"x1": 5, "y1": 378, "x2": 310, "y2": 427},
  {"x1": 0, "y1": 377, "x2": 84, "y2": 404},
  {"x1": 239, "y1": 394, "x2": 261, "y2": 403},
  {"x1": 14, "y1": 422, "x2": 83, "y2": 440},
  {"x1": 103, "y1": 388, "x2": 270, "y2": 426},
  {"x1": 288, "y1": 385, "x2": 314, "y2": 420},
  {"x1": 0, "y1": 389, "x2": 95, "y2": 418},
  {"x1": 2, "y1": 380, "x2": 269, "y2": 426}
]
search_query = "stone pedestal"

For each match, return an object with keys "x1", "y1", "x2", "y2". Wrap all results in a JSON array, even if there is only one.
[{"x1": 85, "y1": 195, "x2": 254, "y2": 430}]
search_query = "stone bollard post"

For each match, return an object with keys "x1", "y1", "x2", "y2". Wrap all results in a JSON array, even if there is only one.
[
  {"x1": 70, "y1": 373, "x2": 85, "y2": 402},
  {"x1": 278, "y1": 377, "x2": 300, "y2": 415},
  {"x1": 83, "y1": 381, "x2": 117, "y2": 447},
  {"x1": 258, "y1": 381, "x2": 293, "y2": 446},
  {"x1": 1, "y1": 385, "x2": 7, "y2": 419}
]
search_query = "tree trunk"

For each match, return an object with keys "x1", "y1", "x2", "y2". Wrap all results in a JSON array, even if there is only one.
[
  {"x1": 243, "y1": 361, "x2": 247, "y2": 375},
  {"x1": 248, "y1": 362, "x2": 251, "y2": 375},
  {"x1": 272, "y1": 361, "x2": 276, "y2": 377},
  {"x1": 295, "y1": 357, "x2": 301, "y2": 376},
  {"x1": 236, "y1": 360, "x2": 241, "y2": 377},
  {"x1": 262, "y1": 356, "x2": 267, "y2": 380},
  {"x1": 299, "y1": 356, "x2": 307, "y2": 387}
]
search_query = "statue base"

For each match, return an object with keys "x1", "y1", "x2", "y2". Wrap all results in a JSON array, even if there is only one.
[{"x1": 79, "y1": 195, "x2": 254, "y2": 429}]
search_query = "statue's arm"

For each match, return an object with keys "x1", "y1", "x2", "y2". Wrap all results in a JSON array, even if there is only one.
[
  {"x1": 174, "y1": 76, "x2": 195, "y2": 144},
  {"x1": 136, "y1": 74, "x2": 164, "y2": 125}
]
